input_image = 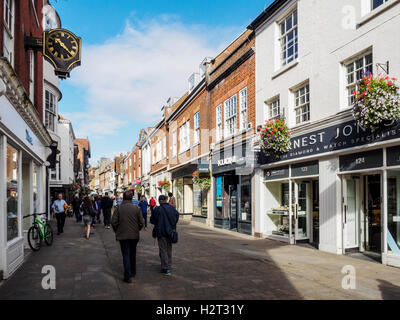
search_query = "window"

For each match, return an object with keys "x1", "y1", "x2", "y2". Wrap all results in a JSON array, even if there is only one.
[
  {"x1": 172, "y1": 130, "x2": 177, "y2": 157},
  {"x1": 216, "y1": 105, "x2": 223, "y2": 142},
  {"x1": 4, "y1": 0, "x2": 13, "y2": 33},
  {"x1": 7, "y1": 144, "x2": 19, "y2": 241},
  {"x1": 372, "y1": 0, "x2": 390, "y2": 10},
  {"x1": 179, "y1": 121, "x2": 190, "y2": 153},
  {"x1": 29, "y1": 51, "x2": 35, "y2": 103},
  {"x1": 295, "y1": 84, "x2": 310, "y2": 125},
  {"x1": 239, "y1": 88, "x2": 248, "y2": 131},
  {"x1": 345, "y1": 53, "x2": 373, "y2": 107},
  {"x1": 156, "y1": 140, "x2": 162, "y2": 162},
  {"x1": 194, "y1": 112, "x2": 200, "y2": 144},
  {"x1": 268, "y1": 98, "x2": 281, "y2": 119},
  {"x1": 162, "y1": 136, "x2": 166, "y2": 159},
  {"x1": 45, "y1": 90, "x2": 56, "y2": 132},
  {"x1": 280, "y1": 9, "x2": 298, "y2": 66},
  {"x1": 224, "y1": 95, "x2": 237, "y2": 137}
]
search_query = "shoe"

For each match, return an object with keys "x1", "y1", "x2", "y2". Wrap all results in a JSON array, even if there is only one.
[
  {"x1": 164, "y1": 270, "x2": 172, "y2": 276},
  {"x1": 123, "y1": 278, "x2": 132, "y2": 284},
  {"x1": 57, "y1": 232, "x2": 60, "y2": 235}
]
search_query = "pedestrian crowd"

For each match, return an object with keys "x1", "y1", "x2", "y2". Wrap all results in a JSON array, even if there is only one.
[{"x1": 50, "y1": 191, "x2": 180, "y2": 284}]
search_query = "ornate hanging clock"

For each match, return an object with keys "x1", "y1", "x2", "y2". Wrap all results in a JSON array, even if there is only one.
[{"x1": 43, "y1": 28, "x2": 82, "y2": 79}]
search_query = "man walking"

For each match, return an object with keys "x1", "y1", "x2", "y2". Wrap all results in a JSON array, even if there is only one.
[
  {"x1": 168, "y1": 192, "x2": 176, "y2": 209},
  {"x1": 150, "y1": 195, "x2": 179, "y2": 276},
  {"x1": 101, "y1": 192, "x2": 113, "y2": 229},
  {"x1": 149, "y1": 197, "x2": 156, "y2": 214},
  {"x1": 111, "y1": 191, "x2": 145, "y2": 284},
  {"x1": 138, "y1": 196, "x2": 149, "y2": 229},
  {"x1": 51, "y1": 193, "x2": 68, "y2": 235},
  {"x1": 72, "y1": 194, "x2": 82, "y2": 223}
]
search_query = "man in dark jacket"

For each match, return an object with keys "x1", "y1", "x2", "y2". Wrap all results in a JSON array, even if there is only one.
[
  {"x1": 150, "y1": 195, "x2": 179, "y2": 276},
  {"x1": 72, "y1": 194, "x2": 82, "y2": 223},
  {"x1": 101, "y1": 192, "x2": 113, "y2": 229},
  {"x1": 111, "y1": 191, "x2": 145, "y2": 283}
]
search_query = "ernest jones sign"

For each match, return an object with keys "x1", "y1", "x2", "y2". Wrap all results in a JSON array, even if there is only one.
[{"x1": 258, "y1": 119, "x2": 400, "y2": 165}]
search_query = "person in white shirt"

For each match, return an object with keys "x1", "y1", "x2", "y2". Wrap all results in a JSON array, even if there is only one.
[{"x1": 51, "y1": 193, "x2": 68, "y2": 235}]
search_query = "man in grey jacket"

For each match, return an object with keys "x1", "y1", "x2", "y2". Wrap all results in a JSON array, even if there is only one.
[{"x1": 111, "y1": 191, "x2": 145, "y2": 283}]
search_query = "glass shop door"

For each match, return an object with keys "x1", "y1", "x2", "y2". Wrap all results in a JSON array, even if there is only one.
[
  {"x1": 229, "y1": 185, "x2": 238, "y2": 230},
  {"x1": 342, "y1": 176, "x2": 361, "y2": 250},
  {"x1": 293, "y1": 182, "x2": 311, "y2": 242}
]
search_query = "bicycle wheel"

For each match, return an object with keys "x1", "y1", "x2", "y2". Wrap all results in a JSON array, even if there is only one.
[
  {"x1": 44, "y1": 223, "x2": 54, "y2": 246},
  {"x1": 27, "y1": 225, "x2": 42, "y2": 251}
]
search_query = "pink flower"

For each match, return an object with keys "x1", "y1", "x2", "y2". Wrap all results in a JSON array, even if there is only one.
[
  {"x1": 366, "y1": 86, "x2": 371, "y2": 90},
  {"x1": 388, "y1": 82, "x2": 393, "y2": 86},
  {"x1": 392, "y1": 77, "x2": 397, "y2": 81}
]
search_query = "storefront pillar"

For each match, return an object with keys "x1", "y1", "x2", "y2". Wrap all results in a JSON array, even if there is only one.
[
  {"x1": 0, "y1": 135, "x2": 6, "y2": 277},
  {"x1": 383, "y1": 167, "x2": 388, "y2": 264},
  {"x1": 253, "y1": 168, "x2": 264, "y2": 238}
]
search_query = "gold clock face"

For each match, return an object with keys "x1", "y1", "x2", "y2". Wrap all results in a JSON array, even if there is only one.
[{"x1": 46, "y1": 31, "x2": 79, "y2": 61}]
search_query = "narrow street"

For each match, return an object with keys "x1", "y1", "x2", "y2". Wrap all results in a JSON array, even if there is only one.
[{"x1": 1, "y1": 217, "x2": 400, "y2": 300}]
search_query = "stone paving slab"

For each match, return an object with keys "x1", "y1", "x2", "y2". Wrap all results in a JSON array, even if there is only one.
[{"x1": 0, "y1": 216, "x2": 400, "y2": 300}]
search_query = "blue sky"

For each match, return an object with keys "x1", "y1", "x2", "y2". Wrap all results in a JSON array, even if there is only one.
[{"x1": 52, "y1": 0, "x2": 273, "y2": 165}]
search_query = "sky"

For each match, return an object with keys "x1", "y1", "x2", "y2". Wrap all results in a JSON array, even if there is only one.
[{"x1": 52, "y1": 0, "x2": 273, "y2": 166}]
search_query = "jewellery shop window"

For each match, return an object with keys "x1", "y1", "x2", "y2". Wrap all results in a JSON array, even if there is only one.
[
  {"x1": 7, "y1": 143, "x2": 19, "y2": 242},
  {"x1": 387, "y1": 170, "x2": 400, "y2": 256},
  {"x1": 193, "y1": 184, "x2": 208, "y2": 218},
  {"x1": 265, "y1": 181, "x2": 290, "y2": 238}
]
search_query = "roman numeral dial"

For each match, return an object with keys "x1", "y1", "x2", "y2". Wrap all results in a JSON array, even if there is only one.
[{"x1": 46, "y1": 31, "x2": 79, "y2": 61}]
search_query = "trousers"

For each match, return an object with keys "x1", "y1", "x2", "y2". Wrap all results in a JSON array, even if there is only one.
[
  {"x1": 119, "y1": 239, "x2": 139, "y2": 280},
  {"x1": 158, "y1": 237, "x2": 172, "y2": 270}
]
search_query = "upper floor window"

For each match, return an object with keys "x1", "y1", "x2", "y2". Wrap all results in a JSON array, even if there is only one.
[
  {"x1": 172, "y1": 130, "x2": 177, "y2": 157},
  {"x1": 4, "y1": 0, "x2": 13, "y2": 34},
  {"x1": 216, "y1": 105, "x2": 223, "y2": 142},
  {"x1": 239, "y1": 88, "x2": 248, "y2": 131},
  {"x1": 280, "y1": 9, "x2": 298, "y2": 66},
  {"x1": 194, "y1": 112, "x2": 200, "y2": 144},
  {"x1": 156, "y1": 141, "x2": 162, "y2": 162},
  {"x1": 224, "y1": 94, "x2": 237, "y2": 137},
  {"x1": 45, "y1": 90, "x2": 56, "y2": 132},
  {"x1": 162, "y1": 136, "x2": 167, "y2": 159},
  {"x1": 345, "y1": 52, "x2": 373, "y2": 108},
  {"x1": 179, "y1": 121, "x2": 190, "y2": 153},
  {"x1": 372, "y1": 0, "x2": 390, "y2": 10},
  {"x1": 267, "y1": 98, "x2": 281, "y2": 120},
  {"x1": 295, "y1": 84, "x2": 310, "y2": 125}
]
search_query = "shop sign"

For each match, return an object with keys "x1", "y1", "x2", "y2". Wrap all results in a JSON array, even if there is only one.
[
  {"x1": 258, "y1": 119, "x2": 400, "y2": 165},
  {"x1": 291, "y1": 161, "x2": 319, "y2": 177},
  {"x1": 197, "y1": 163, "x2": 209, "y2": 173},
  {"x1": 387, "y1": 147, "x2": 400, "y2": 167},
  {"x1": 264, "y1": 166, "x2": 289, "y2": 181},
  {"x1": 339, "y1": 149, "x2": 383, "y2": 172},
  {"x1": 218, "y1": 156, "x2": 242, "y2": 167}
]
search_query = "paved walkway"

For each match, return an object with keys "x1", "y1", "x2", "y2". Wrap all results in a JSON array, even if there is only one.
[{"x1": 1, "y1": 216, "x2": 400, "y2": 300}]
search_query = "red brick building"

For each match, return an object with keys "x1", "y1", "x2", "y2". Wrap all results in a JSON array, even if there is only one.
[{"x1": 206, "y1": 30, "x2": 256, "y2": 235}]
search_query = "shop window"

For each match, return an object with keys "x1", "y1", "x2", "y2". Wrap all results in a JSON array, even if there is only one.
[
  {"x1": 7, "y1": 144, "x2": 19, "y2": 241},
  {"x1": 387, "y1": 172, "x2": 400, "y2": 255},
  {"x1": 239, "y1": 176, "x2": 251, "y2": 223},
  {"x1": 345, "y1": 52, "x2": 373, "y2": 108},
  {"x1": 265, "y1": 181, "x2": 290, "y2": 238},
  {"x1": 193, "y1": 184, "x2": 208, "y2": 218}
]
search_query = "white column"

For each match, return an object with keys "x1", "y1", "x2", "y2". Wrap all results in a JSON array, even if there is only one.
[{"x1": 253, "y1": 168, "x2": 263, "y2": 237}]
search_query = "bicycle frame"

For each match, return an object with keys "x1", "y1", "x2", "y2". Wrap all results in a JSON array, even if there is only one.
[{"x1": 33, "y1": 217, "x2": 48, "y2": 239}]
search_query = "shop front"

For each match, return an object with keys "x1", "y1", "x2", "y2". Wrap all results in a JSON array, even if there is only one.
[
  {"x1": 170, "y1": 161, "x2": 210, "y2": 223},
  {"x1": 0, "y1": 74, "x2": 52, "y2": 279},
  {"x1": 212, "y1": 141, "x2": 255, "y2": 235},
  {"x1": 256, "y1": 116, "x2": 400, "y2": 267},
  {"x1": 262, "y1": 161, "x2": 320, "y2": 246}
]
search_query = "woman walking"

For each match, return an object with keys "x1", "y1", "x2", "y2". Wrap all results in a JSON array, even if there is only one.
[{"x1": 82, "y1": 196, "x2": 95, "y2": 239}]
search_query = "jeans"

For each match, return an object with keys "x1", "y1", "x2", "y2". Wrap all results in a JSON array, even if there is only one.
[
  {"x1": 103, "y1": 209, "x2": 111, "y2": 226},
  {"x1": 119, "y1": 239, "x2": 139, "y2": 280},
  {"x1": 74, "y1": 209, "x2": 81, "y2": 222},
  {"x1": 142, "y1": 213, "x2": 148, "y2": 227},
  {"x1": 56, "y1": 212, "x2": 66, "y2": 233},
  {"x1": 158, "y1": 237, "x2": 172, "y2": 271}
]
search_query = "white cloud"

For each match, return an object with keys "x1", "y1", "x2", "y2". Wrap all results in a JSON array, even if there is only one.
[{"x1": 68, "y1": 15, "x2": 240, "y2": 138}]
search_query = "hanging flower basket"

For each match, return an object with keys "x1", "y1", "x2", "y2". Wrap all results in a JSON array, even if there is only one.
[
  {"x1": 259, "y1": 117, "x2": 291, "y2": 158},
  {"x1": 135, "y1": 185, "x2": 143, "y2": 195},
  {"x1": 158, "y1": 179, "x2": 170, "y2": 193},
  {"x1": 192, "y1": 171, "x2": 211, "y2": 191},
  {"x1": 352, "y1": 74, "x2": 400, "y2": 131}
]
